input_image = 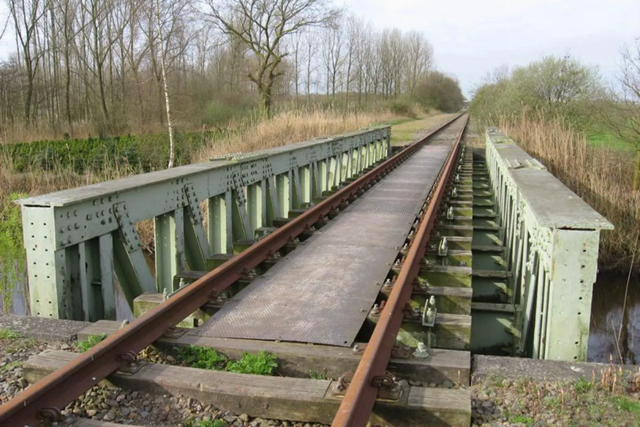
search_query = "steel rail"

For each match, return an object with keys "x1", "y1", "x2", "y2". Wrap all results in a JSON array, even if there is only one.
[
  {"x1": 0, "y1": 113, "x2": 464, "y2": 427},
  {"x1": 331, "y1": 114, "x2": 469, "y2": 427}
]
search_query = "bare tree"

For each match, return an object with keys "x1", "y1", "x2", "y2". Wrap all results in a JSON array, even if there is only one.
[
  {"x1": 405, "y1": 31, "x2": 433, "y2": 96},
  {"x1": 6, "y1": 0, "x2": 49, "y2": 124},
  {"x1": 322, "y1": 20, "x2": 344, "y2": 97},
  {"x1": 205, "y1": 0, "x2": 340, "y2": 116},
  {"x1": 0, "y1": 0, "x2": 443, "y2": 141}
]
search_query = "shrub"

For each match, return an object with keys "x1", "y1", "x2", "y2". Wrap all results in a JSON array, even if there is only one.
[
  {"x1": 0, "y1": 130, "x2": 220, "y2": 174},
  {"x1": 386, "y1": 98, "x2": 417, "y2": 119}
]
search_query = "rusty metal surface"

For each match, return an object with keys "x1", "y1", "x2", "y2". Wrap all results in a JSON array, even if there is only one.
[
  {"x1": 195, "y1": 145, "x2": 453, "y2": 346},
  {"x1": 330, "y1": 114, "x2": 468, "y2": 427},
  {"x1": 0, "y1": 114, "x2": 464, "y2": 427}
]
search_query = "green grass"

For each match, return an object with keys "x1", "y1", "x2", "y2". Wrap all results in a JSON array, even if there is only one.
[
  {"x1": 198, "y1": 419, "x2": 226, "y2": 427},
  {"x1": 174, "y1": 345, "x2": 227, "y2": 370},
  {"x1": 508, "y1": 414, "x2": 534, "y2": 425},
  {"x1": 184, "y1": 417, "x2": 227, "y2": 427},
  {"x1": 611, "y1": 396, "x2": 640, "y2": 415},
  {"x1": 574, "y1": 377, "x2": 594, "y2": 394},
  {"x1": 487, "y1": 374, "x2": 505, "y2": 387},
  {"x1": 226, "y1": 351, "x2": 278, "y2": 376},
  {"x1": 76, "y1": 334, "x2": 107, "y2": 352},
  {"x1": 587, "y1": 132, "x2": 636, "y2": 151},
  {"x1": 377, "y1": 117, "x2": 416, "y2": 127},
  {"x1": 0, "y1": 328, "x2": 22, "y2": 340},
  {"x1": 0, "y1": 360, "x2": 23, "y2": 374},
  {"x1": 389, "y1": 114, "x2": 453, "y2": 146}
]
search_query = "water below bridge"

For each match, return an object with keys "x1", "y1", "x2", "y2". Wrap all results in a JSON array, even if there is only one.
[
  {"x1": 589, "y1": 272, "x2": 640, "y2": 364},
  {"x1": 2, "y1": 265, "x2": 639, "y2": 364}
]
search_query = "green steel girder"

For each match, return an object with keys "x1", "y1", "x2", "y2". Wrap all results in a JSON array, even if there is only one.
[
  {"x1": 484, "y1": 127, "x2": 613, "y2": 361},
  {"x1": 18, "y1": 126, "x2": 390, "y2": 320}
]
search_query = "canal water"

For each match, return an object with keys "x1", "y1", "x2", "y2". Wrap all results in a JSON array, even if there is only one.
[
  {"x1": 2, "y1": 263, "x2": 639, "y2": 364},
  {"x1": 588, "y1": 272, "x2": 640, "y2": 364}
]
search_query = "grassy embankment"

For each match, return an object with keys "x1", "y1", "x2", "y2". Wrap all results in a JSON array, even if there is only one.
[
  {"x1": 389, "y1": 113, "x2": 458, "y2": 146},
  {"x1": 473, "y1": 369, "x2": 640, "y2": 426},
  {"x1": 0, "y1": 107, "x2": 440, "y2": 313},
  {"x1": 497, "y1": 115, "x2": 640, "y2": 272}
]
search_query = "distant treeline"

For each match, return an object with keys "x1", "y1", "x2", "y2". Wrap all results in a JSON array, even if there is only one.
[{"x1": 0, "y1": 0, "x2": 465, "y2": 143}]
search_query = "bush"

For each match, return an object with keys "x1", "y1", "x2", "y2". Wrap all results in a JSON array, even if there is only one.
[
  {"x1": 414, "y1": 71, "x2": 465, "y2": 113},
  {"x1": 470, "y1": 55, "x2": 604, "y2": 130},
  {"x1": 0, "y1": 130, "x2": 221, "y2": 174},
  {"x1": 386, "y1": 98, "x2": 417, "y2": 119},
  {"x1": 202, "y1": 100, "x2": 249, "y2": 126}
]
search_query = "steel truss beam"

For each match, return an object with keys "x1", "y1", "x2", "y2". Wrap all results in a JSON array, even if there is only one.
[{"x1": 18, "y1": 127, "x2": 390, "y2": 320}]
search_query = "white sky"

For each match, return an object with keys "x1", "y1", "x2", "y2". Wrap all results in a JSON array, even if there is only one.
[
  {"x1": 343, "y1": 0, "x2": 640, "y2": 97},
  {"x1": 0, "y1": 0, "x2": 638, "y2": 98}
]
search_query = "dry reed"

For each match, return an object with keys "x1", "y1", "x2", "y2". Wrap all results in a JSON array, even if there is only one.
[
  {"x1": 498, "y1": 115, "x2": 640, "y2": 272},
  {"x1": 196, "y1": 108, "x2": 398, "y2": 161}
]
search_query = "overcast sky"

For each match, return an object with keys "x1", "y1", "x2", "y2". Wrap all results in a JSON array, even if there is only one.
[
  {"x1": 344, "y1": 0, "x2": 640, "y2": 97},
  {"x1": 0, "y1": 0, "x2": 638, "y2": 98}
]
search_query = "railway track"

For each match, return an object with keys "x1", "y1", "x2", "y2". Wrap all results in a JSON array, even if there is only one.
[{"x1": 0, "y1": 113, "x2": 469, "y2": 427}]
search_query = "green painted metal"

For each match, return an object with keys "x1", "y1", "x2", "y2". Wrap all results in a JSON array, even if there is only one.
[
  {"x1": 485, "y1": 127, "x2": 613, "y2": 361},
  {"x1": 18, "y1": 126, "x2": 390, "y2": 320}
]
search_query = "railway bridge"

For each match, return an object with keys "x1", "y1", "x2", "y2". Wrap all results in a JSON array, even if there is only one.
[{"x1": 1, "y1": 114, "x2": 613, "y2": 426}]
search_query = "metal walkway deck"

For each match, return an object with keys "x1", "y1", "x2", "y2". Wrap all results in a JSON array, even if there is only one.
[{"x1": 193, "y1": 123, "x2": 464, "y2": 346}]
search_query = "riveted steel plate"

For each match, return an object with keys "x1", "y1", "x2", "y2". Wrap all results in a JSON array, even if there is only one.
[
  {"x1": 366, "y1": 189, "x2": 427, "y2": 200},
  {"x1": 194, "y1": 139, "x2": 455, "y2": 346},
  {"x1": 315, "y1": 212, "x2": 414, "y2": 247},
  {"x1": 351, "y1": 198, "x2": 424, "y2": 215},
  {"x1": 192, "y1": 242, "x2": 396, "y2": 346},
  {"x1": 375, "y1": 182, "x2": 425, "y2": 191}
]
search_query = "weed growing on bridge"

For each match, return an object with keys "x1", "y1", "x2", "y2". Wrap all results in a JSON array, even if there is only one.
[
  {"x1": 173, "y1": 345, "x2": 279, "y2": 376},
  {"x1": 226, "y1": 351, "x2": 278, "y2": 376},
  {"x1": 309, "y1": 370, "x2": 327, "y2": 380},
  {"x1": 174, "y1": 345, "x2": 227, "y2": 370},
  {"x1": 76, "y1": 334, "x2": 107, "y2": 352}
]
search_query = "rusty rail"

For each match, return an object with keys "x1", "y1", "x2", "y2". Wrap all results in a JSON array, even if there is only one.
[
  {"x1": 0, "y1": 114, "x2": 464, "y2": 426},
  {"x1": 331, "y1": 115, "x2": 468, "y2": 427}
]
